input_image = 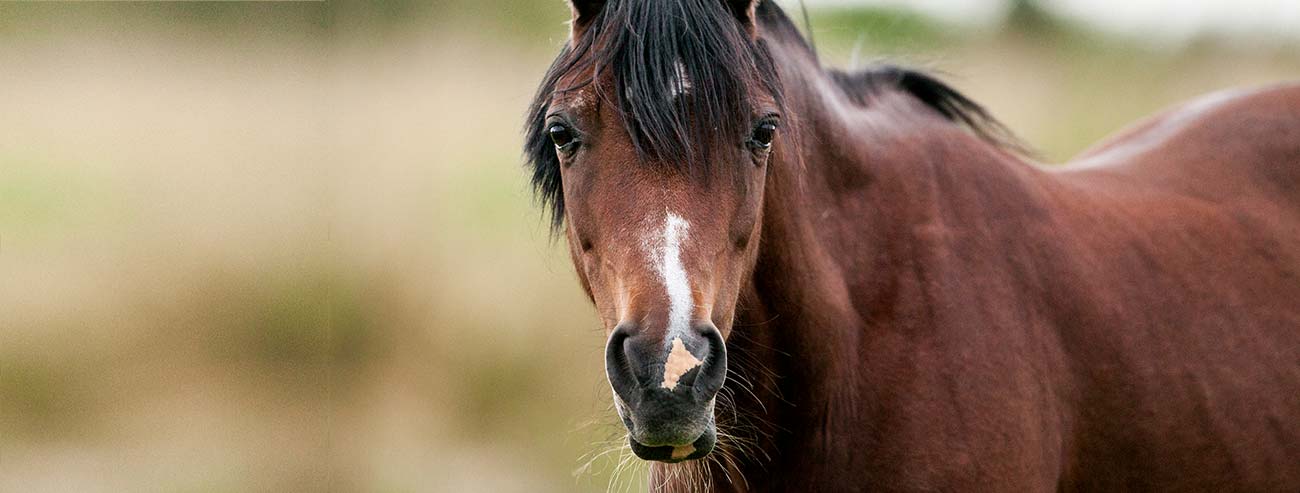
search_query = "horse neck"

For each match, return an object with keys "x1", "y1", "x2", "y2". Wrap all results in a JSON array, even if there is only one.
[{"x1": 725, "y1": 31, "x2": 1047, "y2": 467}]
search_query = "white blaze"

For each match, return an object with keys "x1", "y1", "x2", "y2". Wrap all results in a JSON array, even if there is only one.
[
  {"x1": 652, "y1": 213, "x2": 693, "y2": 343},
  {"x1": 645, "y1": 212, "x2": 703, "y2": 390}
]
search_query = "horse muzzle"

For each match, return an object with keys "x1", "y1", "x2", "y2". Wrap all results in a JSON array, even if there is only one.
[{"x1": 605, "y1": 322, "x2": 727, "y2": 462}]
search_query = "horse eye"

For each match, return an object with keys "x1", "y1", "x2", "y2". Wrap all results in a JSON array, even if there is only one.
[
  {"x1": 549, "y1": 124, "x2": 577, "y2": 150},
  {"x1": 750, "y1": 122, "x2": 777, "y2": 149}
]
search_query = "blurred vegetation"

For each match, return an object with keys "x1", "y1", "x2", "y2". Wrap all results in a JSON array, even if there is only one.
[{"x1": 0, "y1": 1, "x2": 1296, "y2": 492}]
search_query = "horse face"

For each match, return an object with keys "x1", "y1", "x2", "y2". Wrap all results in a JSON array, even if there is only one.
[
  {"x1": 528, "y1": 0, "x2": 777, "y2": 464},
  {"x1": 546, "y1": 77, "x2": 777, "y2": 462}
]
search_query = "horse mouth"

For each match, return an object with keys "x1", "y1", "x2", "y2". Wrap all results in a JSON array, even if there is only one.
[{"x1": 628, "y1": 429, "x2": 716, "y2": 463}]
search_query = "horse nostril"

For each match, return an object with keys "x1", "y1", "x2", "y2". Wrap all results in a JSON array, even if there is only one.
[
  {"x1": 691, "y1": 324, "x2": 728, "y2": 400},
  {"x1": 605, "y1": 323, "x2": 641, "y2": 406}
]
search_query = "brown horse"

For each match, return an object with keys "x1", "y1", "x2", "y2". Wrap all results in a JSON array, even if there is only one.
[{"x1": 524, "y1": 1, "x2": 1300, "y2": 490}]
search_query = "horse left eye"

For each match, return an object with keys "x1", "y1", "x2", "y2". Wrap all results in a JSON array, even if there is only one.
[{"x1": 750, "y1": 122, "x2": 777, "y2": 149}]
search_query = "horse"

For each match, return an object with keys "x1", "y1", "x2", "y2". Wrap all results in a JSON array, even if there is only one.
[{"x1": 523, "y1": 1, "x2": 1300, "y2": 490}]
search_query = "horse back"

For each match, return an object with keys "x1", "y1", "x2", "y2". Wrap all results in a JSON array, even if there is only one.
[
  {"x1": 1066, "y1": 83, "x2": 1300, "y2": 207},
  {"x1": 1040, "y1": 83, "x2": 1300, "y2": 490}
]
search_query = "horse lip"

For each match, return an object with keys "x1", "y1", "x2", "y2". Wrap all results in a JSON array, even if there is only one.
[{"x1": 627, "y1": 429, "x2": 716, "y2": 463}]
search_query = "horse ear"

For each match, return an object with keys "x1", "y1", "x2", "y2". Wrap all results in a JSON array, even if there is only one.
[
  {"x1": 567, "y1": 0, "x2": 606, "y2": 40},
  {"x1": 722, "y1": 0, "x2": 761, "y2": 36}
]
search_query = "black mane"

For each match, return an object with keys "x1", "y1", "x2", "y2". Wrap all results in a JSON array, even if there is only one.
[
  {"x1": 524, "y1": 0, "x2": 1021, "y2": 229},
  {"x1": 828, "y1": 66, "x2": 1025, "y2": 153}
]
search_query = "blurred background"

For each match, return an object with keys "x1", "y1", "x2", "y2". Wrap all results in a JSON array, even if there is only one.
[{"x1": 1, "y1": 1, "x2": 1296, "y2": 491}]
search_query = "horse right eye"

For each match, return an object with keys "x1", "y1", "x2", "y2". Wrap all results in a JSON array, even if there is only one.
[
  {"x1": 749, "y1": 121, "x2": 778, "y2": 149},
  {"x1": 549, "y1": 124, "x2": 577, "y2": 149}
]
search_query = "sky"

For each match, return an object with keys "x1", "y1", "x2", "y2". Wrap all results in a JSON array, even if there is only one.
[{"x1": 788, "y1": 0, "x2": 1300, "y2": 46}]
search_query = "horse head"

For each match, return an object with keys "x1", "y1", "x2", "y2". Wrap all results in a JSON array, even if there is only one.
[{"x1": 525, "y1": 0, "x2": 784, "y2": 463}]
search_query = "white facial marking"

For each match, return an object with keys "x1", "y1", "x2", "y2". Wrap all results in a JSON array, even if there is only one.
[
  {"x1": 671, "y1": 444, "x2": 696, "y2": 460},
  {"x1": 670, "y1": 60, "x2": 692, "y2": 98},
  {"x1": 643, "y1": 212, "x2": 702, "y2": 389},
  {"x1": 662, "y1": 337, "x2": 703, "y2": 391},
  {"x1": 650, "y1": 213, "x2": 693, "y2": 343}
]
